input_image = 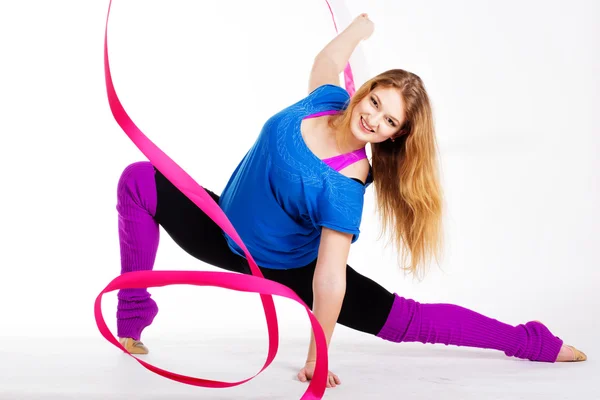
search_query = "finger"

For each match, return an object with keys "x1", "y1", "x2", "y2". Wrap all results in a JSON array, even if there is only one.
[
  {"x1": 330, "y1": 373, "x2": 340, "y2": 385},
  {"x1": 298, "y1": 371, "x2": 307, "y2": 382},
  {"x1": 329, "y1": 375, "x2": 336, "y2": 388}
]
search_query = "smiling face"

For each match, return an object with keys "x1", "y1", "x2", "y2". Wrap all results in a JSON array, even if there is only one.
[{"x1": 349, "y1": 86, "x2": 406, "y2": 144}]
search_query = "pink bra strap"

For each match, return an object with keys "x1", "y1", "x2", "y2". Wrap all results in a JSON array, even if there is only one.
[{"x1": 322, "y1": 147, "x2": 367, "y2": 172}]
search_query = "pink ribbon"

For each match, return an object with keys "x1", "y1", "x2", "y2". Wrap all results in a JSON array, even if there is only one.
[{"x1": 98, "y1": 1, "x2": 355, "y2": 398}]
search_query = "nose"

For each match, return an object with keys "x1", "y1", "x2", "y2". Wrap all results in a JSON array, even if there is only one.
[{"x1": 367, "y1": 112, "x2": 384, "y2": 129}]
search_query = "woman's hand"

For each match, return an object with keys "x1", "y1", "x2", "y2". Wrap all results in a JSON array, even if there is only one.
[
  {"x1": 351, "y1": 13, "x2": 374, "y2": 40},
  {"x1": 297, "y1": 360, "x2": 341, "y2": 388}
]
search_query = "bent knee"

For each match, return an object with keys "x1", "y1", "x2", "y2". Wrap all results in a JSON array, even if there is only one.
[
  {"x1": 117, "y1": 161, "x2": 155, "y2": 190},
  {"x1": 117, "y1": 161, "x2": 157, "y2": 213}
]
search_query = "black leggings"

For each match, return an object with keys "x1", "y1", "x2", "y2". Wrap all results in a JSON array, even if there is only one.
[{"x1": 152, "y1": 168, "x2": 395, "y2": 336}]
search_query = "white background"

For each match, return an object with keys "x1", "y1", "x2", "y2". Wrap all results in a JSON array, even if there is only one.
[{"x1": 0, "y1": 0, "x2": 598, "y2": 360}]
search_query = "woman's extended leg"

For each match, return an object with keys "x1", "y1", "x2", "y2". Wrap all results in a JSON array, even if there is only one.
[
  {"x1": 272, "y1": 262, "x2": 585, "y2": 363},
  {"x1": 375, "y1": 292, "x2": 565, "y2": 361}
]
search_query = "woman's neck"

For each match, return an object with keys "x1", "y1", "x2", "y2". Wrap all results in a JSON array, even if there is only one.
[{"x1": 329, "y1": 116, "x2": 366, "y2": 154}]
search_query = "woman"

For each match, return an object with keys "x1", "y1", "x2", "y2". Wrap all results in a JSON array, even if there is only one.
[{"x1": 114, "y1": 14, "x2": 586, "y2": 389}]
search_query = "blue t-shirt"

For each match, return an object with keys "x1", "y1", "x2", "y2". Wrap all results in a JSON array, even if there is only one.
[{"x1": 218, "y1": 84, "x2": 368, "y2": 269}]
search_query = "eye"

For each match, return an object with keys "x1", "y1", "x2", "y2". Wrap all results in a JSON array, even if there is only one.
[
  {"x1": 370, "y1": 96, "x2": 378, "y2": 107},
  {"x1": 387, "y1": 118, "x2": 396, "y2": 127}
]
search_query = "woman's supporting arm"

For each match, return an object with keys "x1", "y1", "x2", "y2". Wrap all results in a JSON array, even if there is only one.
[{"x1": 305, "y1": 227, "x2": 353, "y2": 364}]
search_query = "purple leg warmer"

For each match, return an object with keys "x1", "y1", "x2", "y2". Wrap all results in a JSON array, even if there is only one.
[
  {"x1": 116, "y1": 161, "x2": 160, "y2": 340},
  {"x1": 377, "y1": 294, "x2": 563, "y2": 362}
]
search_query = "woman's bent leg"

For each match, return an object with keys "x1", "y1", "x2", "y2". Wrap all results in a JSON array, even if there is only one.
[
  {"x1": 152, "y1": 167, "x2": 250, "y2": 273},
  {"x1": 114, "y1": 163, "x2": 249, "y2": 352},
  {"x1": 116, "y1": 161, "x2": 160, "y2": 342}
]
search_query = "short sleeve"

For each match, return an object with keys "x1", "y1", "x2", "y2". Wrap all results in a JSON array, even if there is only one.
[
  {"x1": 307, "y1": 84, "x2": 351, "y2": 113},
  {"x1": 309, "y1": 178, "x2": 365, "y2": 242}
]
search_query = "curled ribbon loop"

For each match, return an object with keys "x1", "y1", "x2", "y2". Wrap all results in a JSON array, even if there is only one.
[{"x1": 98, "y1": 1, "x2": 356, "y2": 398}]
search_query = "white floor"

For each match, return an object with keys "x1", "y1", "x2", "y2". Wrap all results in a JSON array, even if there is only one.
[{"x1": 0, "y1": 334, "x2": 596, "y2": 400}]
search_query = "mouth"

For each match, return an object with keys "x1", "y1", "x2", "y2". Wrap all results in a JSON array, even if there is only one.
[{"x1": 360, "y1": 117, "x2": 374, "y2": 133}]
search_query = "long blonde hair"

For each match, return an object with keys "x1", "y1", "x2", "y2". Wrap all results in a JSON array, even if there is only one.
[{"x1": 331, "y1": 69, "x2": 443, "y2": 277}]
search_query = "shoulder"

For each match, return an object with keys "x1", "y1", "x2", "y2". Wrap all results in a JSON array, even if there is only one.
[
  {"x1": 309, "y1": 84, "x2": 350, "y2": 99},
  {"x1": 339, "y1": 158, "x2": 371, "y2": 185},
  {"x1": 307, "y1": 84, "x2": 351, "y2": 110}
]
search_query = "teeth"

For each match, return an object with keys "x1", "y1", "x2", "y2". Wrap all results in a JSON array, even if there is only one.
[{"x1": 361, "y1": 117, "x2": 374, "y2": 132}]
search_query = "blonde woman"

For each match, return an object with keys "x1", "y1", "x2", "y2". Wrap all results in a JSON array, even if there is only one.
[{"x1": 113, "y1": 14, "x2": 586, "y2": 389}]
